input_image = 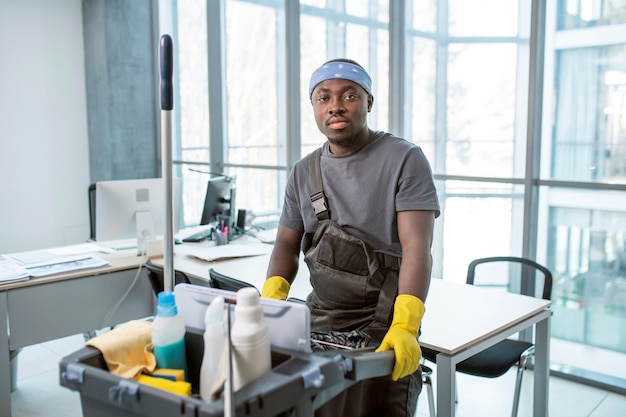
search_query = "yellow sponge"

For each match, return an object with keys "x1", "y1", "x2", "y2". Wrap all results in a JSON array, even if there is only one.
[
  {"x1": 148, "y1": 368, "x2": 185, "y2": 382},
  {"x1": 137, "y1": 374, "x2": 192, "y2": 396}
]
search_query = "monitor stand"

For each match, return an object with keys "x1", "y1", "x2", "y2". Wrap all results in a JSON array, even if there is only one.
[{"x1": 135, "y1": 210, "x2": 155, "y2": 255}]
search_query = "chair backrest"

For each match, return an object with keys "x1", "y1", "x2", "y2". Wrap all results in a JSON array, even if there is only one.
[
  {"x1": 467, "y1": 256, "x2": 553, "y2": 300},
  {"x1": 144, "y1": 259, "x2": 192, "y2": 296},
  {"x1": 208, "y1": 267, "x2": 256, "y2": 292}
]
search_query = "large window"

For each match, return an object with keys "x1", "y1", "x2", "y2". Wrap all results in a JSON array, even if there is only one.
[
  {"x1": 538, "y1": 0, "x2": 626, "y2": 386},
  {"x1": 161, "y1": 0, "x2": 626, "y2": 391}
]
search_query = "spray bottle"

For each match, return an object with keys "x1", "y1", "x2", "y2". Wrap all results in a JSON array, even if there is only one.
[{"x1": 200, "y1": 296, "x2": 227, "y2": 401}]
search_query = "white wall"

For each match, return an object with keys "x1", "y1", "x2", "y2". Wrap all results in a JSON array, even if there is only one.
[{"x1": 0, "y1": 0, "x2": 90, "y2": 253}]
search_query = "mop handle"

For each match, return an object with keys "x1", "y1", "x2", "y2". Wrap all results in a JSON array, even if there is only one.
[{"x1": 160, "y1": 34, "x2": 174, "y2": 293}]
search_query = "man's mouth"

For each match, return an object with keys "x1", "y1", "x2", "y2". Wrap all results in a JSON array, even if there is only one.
[{"x1": 328, "y1": 118, "x2": 349, "y2": 129}]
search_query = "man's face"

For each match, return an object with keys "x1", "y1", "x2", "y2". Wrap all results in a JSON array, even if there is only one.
[{"x1": 311, "y1": 78, "x2": 373, "y2": 153}]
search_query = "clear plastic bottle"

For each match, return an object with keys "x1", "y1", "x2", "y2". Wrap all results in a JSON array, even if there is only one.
[
  {"x1": 231, "y1": 287, "x2": 271, "y2": 391},
  {"x1": 200, "y1": 296, "x2": 227, "y2": 402},
  {"x1": 151, "y1": 291, "x2": 188, "y2": 380}
]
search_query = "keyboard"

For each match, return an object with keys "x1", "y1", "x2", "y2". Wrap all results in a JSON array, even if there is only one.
[{"x1": 182, "y1": 228, "x2": 213, "y2": 243}]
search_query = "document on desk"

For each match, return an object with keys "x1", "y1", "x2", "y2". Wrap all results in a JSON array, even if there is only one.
[
  {"x1": 23, "y1": 255, "x2": 110, "y2": 277},
  {"x1": 6, "y1": 251, "x2": 110, "y2": 278},
  {"x1": 0, "y1": 254, "x2": 30, "y2": 284},
  {"x1": 186, "y1": 243, "x2": 273, "y2": 262}
]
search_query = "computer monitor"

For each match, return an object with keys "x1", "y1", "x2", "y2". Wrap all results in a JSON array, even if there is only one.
[
  {"x1": 95, "y1": 178, "x2": 182, "y2": 242},
  {"x1": 200, "y1": 175, "x2": 236, "y2": 228}
]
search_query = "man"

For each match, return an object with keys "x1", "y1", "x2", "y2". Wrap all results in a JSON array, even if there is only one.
[{"x1": 262, "y1": 58, "x2": 440, "y2": 417}]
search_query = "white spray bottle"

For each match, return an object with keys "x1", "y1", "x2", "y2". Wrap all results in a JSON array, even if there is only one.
[{"x1": 199, "y1": 296, "x2": 227, "y2": 402}]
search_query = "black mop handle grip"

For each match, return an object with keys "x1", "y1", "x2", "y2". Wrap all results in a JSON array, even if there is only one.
[{"x1": 160, "y1": 35, "x2": 173, "y2": 111}]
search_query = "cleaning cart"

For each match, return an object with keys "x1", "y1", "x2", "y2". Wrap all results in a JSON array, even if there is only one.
[{"x1": 58, "y1": 284, "x2": 394, "y2": 417}]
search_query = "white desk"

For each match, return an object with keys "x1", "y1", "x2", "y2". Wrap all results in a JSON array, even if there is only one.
[
  {"x1": 1, "y1": 248, "x2": 156, "y2": 417},
  {"x1": 166, "y1": 248, "x2": 551, "y2": 417}
]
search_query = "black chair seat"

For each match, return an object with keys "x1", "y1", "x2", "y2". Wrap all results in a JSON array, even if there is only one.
[{"x1": 423, "y1": 337, "x2": 534, "y2": 379}]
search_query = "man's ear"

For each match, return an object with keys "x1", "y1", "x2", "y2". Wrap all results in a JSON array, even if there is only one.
[{"x1": 367, "y1": 95, "x2": 374, "y2": 112}]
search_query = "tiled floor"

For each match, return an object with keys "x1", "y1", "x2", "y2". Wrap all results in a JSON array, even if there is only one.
[{"x1": 10, "y1": 333, "x2": 626, "y2": 417}]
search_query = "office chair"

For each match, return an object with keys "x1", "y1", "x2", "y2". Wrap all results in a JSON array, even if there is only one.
[
  {"x1": 208, "y1": 267, "x2": 257, "y2": 292},
  {"x1": 421, "y1": 256, "x2": 553, "y2": 417},
  {"x1": 144, "y1": 259, "x2": 194, "y2": 296}
]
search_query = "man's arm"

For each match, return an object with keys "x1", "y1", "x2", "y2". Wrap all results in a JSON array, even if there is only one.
[
  {"x1": 397, "y1": 210, "x2": 436, "y2": 302},
  {"x1": 376, "y1": 209, "x2": 435, "y2": 380},
  {"x1": 266, "y1": 224, "x2": 303, "y2": 285}
]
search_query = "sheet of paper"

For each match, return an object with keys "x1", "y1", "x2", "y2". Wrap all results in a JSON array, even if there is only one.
[
  {"x1": 186, "y1": 243, "x2": 273, "y2": 262},
  {"x1": 49, "y1": 242, "x2": 115, "y2": 256},
  {"x1": 9, "y1": 250, "x2": 59, "y2": 265},
  {"x1": 23, "y1": 255, "x2": 110, "y2": 278},
  {"x1": 0, "y1": 255, "x2": 30, "y2": 284}
]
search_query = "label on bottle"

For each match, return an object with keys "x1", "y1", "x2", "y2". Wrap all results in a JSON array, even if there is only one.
[{"x1": 154, "y1": 338, "x2": 188, "y2": 379}]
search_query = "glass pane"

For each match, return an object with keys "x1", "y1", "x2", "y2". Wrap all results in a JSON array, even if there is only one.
[
  {"x1": 226, "y1": 167, "x2": 286, "y2": 217},
  {"x1": 301, "y1": 0, "x2": 326, "y2": 7},
  {"x1": 177, "y1": 0, "x2": 209, "y2": 164},
  {"x1": 438, "y1": 180, "x2": 524, "y2": 284},
  {"x1": 446, "y1": 43, "x2": 522, "y2": 177},
  {"x1": 549, "y1": 45, "x2": 626, "y2": 183},
  {"x1": 411, "y1": 0, "x2": 437, "y2": 32},
  {"x1": 301, "y1": 14, "x2": 329, "y2": 153},
  {"x1": 346, "y1": 0, "x2": 368, "y2": 18},
  {"x1": 225, "y1": 1, "x2": 282, "y2": 166},
  {"x1": 543, "y1": 188, "x2": 626, "y2": 355},
  {"x1": 557, "y1": 0, "x2": 626, "y2": 30},
  {"x1": 176, "y1": 0, "x2": 209, "y2": 227},
  {"x1": 409, "y1": 36, "x2": 436, "y2": 162},
  {"x1": 179, "y1": 166, "x2": 212, "y2": 226},
  {"x1": 448, "y1": 0, "x2": 520, "y2": 37}
]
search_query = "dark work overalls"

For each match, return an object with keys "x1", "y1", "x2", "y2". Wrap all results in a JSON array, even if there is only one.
[{"x1": 304, "y1": 148, "x2": 421, "y2": 417}]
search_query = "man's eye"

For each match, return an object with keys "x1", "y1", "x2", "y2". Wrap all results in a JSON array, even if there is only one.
[
  {"x1": 317, "y1": 96, "x2": 328, "y2": 102},
  {"x1": 346, "y1": 94, "x2": 357, "y2": 100}
]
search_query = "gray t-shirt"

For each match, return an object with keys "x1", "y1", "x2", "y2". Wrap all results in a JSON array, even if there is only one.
[{"x1": 280, "y1": 131, "x2": 440, "y2": 257}]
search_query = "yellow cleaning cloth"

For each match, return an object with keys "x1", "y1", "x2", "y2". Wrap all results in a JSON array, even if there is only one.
[{"x1": 85, "y1": 320, "x2": 156, "y2": 379}]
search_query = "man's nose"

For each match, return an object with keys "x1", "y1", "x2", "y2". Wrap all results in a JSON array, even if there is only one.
[{"x1": 328, "y1": 98, "x2": 346, "y2": 114}]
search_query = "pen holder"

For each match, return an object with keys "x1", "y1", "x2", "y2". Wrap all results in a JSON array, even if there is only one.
[{"x1": 213, "y1": 228, "x2": 228, "y2": 246}]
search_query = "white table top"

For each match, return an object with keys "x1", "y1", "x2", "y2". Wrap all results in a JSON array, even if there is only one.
[{"x1": 419, "y1": 280, "x2": 550, "y2": 355}]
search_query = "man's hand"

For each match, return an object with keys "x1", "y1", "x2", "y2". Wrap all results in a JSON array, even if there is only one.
[
  {"x1": 375, "y1": 294, "x2": 425, "y2": 381},
  {"x1": 261, "y1": 275, "x2": 291, "y2": 300}
]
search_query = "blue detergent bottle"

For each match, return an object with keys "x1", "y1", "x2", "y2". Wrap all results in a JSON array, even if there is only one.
[{"x1": 151, "y1": 291, "x2": 188, "y2": 380}]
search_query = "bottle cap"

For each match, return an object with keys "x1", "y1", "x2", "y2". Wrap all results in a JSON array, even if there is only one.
[
  {"x1": 157, "y1": 291, "x2": 178, "y2": 317},
  {"x1": 235, "y1": 287, "x2": 263, "y2": 322}
]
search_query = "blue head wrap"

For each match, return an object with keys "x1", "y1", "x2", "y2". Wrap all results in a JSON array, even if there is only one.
[{"x1": 308, "y1": 61, "x2": 372, "y2": 99}]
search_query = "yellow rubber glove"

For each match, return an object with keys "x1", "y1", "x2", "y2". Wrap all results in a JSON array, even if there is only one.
[
  {"x1": 375, "y1": 294, "x2": 425, "y2": 381},
  {"x1": 261, "y1": 276, "x2": 291, "y2": 300}
]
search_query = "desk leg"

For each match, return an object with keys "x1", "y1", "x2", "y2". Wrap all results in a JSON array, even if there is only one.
[
  {"x1": 534, "y1": 312, "x2": 551, "y2": 417},
  {"x1": 436, "y1": 354, "x2": 456, "y2": 417},
  {"x1": 1, "y1": 292, "x2": 12, "y2": 417}
]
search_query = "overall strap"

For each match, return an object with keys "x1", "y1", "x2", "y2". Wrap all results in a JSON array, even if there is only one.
[{"x1": 308, "y1": 147, "x2": 330, "y2": 221}]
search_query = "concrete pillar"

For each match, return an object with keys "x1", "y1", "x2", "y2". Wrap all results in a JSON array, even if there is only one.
[{"x1": 83, "y1": 0, "x2": 160, "y2": 182}]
